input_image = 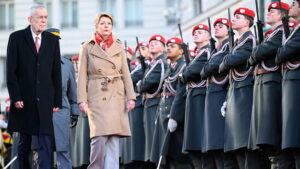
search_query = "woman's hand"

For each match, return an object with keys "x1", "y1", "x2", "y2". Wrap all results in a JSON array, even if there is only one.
[
  {"x1": 79, "y1": 102, "x2": 88, "y2": 114},
  {"x1": 127, "y1": 100, "x2": 135, "y2": 112}
]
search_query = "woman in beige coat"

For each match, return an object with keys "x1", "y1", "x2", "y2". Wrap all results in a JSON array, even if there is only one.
[{"x1": 77, "y1": 13, "x2": 136, "y2": 169}]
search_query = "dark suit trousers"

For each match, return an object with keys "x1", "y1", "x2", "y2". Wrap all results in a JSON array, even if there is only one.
[{"x1": 18, "y1": 133, "x2": 53, "y2": 169}]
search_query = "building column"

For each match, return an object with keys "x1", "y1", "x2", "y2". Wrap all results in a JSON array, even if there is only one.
[{"x1": 52, "y1": 0, "x2": 60, "y2": 28}]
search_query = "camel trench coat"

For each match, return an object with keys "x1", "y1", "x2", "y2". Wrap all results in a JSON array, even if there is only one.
[{"x1": 77, "y1": 35, "x2": 136, "y2": 138}]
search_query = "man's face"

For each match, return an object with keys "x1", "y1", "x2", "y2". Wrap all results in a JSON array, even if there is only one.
[
  {"x1": 136, "y1": 46, "x2": 150, "y2": 59},
  {"x1": 267, "y1": 9, "x2": 282, "y2": 25},
  {"x1": 232, "y1": 14, "x2": 249, "y2": 30},
  {"x1": 289, "y1": 0, "x2": 300, "y2": 18},
  {"x1": 214, "y1": 23, "x2": 229, "y2": 39},
  {"x1": 149, "y1": 40, "x2": 164, "y2": 54},
  {"x1": 28, "y1": 7, "x2": 48, "y2": 34},
  {"x1": 193, "y1": 30, "x2": 210, "y2": 43},
  {"x1": 167, "y1": 43, "x2": 183, "y2": 58}
]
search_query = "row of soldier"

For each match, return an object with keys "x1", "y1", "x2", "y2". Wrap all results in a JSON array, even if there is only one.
[{"x1": 118, "y1": 1, "x2": 300, "y2": 169}]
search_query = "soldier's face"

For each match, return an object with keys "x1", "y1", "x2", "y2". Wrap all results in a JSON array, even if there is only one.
[
  {"x1": 167, "y1": 43, "x2": 183, "y2": 58},
  {"x1": 232, "y1": 14, "x2": 249, "y2": 30},
  {"x1": 149, "y1": 40, "x2": 164, "y2": 54},
  {"x1": 28, "y1": 8, "x2": 48, "y2": 34},
  {"x1": 214, "y1": 23, "x2": 229, "y2": 39},
  {"x1": 96, "y1": 16, "x2": 113, "y2": 36},
  {"x1": 289, "y1": 1, "x2": 300, "y2": 19},
  {"x1": 267, "y1": 9, "x2": 282, "y2": 25},
  {"x1": 136, "y1": 46, "x2": 150, "y2": 58},
  {"x1": 193, "y1": 30, "x2": 210, "y2": 43}
]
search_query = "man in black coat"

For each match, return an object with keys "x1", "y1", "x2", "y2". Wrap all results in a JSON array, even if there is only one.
[
  {"x1": 276, "y1": 0, "x2": 300, "y2": 168},
  {"x1": 6, "y1": 3, "x2": 62, "y2": 169}
]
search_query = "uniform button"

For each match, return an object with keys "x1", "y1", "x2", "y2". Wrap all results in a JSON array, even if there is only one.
[
  {"x1": 97, "y1": 69, "x2": 101, "y2": 72},
  {"x1": 112, "y1": 65, "x2": 116, "y2": 69},
  {"x1": 102, "y1": 97, "x2": 106, "y2": 101},
  {"x1": 36, "y1": 80, "x2": 40, "y2": 84},
  {"x1": 37, "y1": 98, "x2": 40, "y2": 101},
  {"x1": 37, "y1": 63, "x2": 40, "y2": 66}
]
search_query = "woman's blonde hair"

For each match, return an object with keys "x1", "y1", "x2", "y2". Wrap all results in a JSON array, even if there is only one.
[{"x1": 94, "y1": 12, "x2": 114, "y2": 28}]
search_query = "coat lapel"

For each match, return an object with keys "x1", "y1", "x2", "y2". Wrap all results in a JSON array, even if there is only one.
[
  {"x1": 90, "y1": 43, "x2": 115, "y2": 65},
  {"x1": 39, "y1": 31, "x2": 48, "y2": 55},
  {"x1": 24, "y1": 26, "x2": 38, "y2": 55},
  {"x1": 106, "y1": 41, "x2": 122, "y2": 57}
]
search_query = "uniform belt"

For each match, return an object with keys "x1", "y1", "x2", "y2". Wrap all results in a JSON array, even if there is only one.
[
  {"x1": 163, "y1": 92, "x2": 175, "y2": 97},
  {"x1": 255, "y1": 68, "x2": 281, "y2": 75},
  {"x1": 143, "y1": 93, "x2": 162, "y2": 100}
]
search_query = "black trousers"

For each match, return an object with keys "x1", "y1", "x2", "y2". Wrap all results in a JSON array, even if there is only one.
[
  {"x1": 202, "y1": 150, "x2": 224, "y2": 169},
  {"x1": 18, "y1": 133, "x2": 53, "y2": 169},
  {"x1": 189, "y1": 151, "x2": 202, "y2": 169}
]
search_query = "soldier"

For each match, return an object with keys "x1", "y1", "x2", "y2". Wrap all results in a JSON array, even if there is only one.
[
  {"x1": 123, "y1": 42, "x2": 150, "y2": 169},
  {"x1": 248, "y1": 2, "x2": 290, "y2": 168},
  {"x1": 45, "y1": 28, "x2": 80, "y2": 169},
  {"x1": 200, "y1": 18, "x2": 230, "y2": 169},
  {"x1": 181, "y1": 24, "x2": 210, "y2": 169},
  {"x1": 219, "y1": 7, "x2": 269, "y2": 169},
  {"x1": 138, "y1": 35, "x2": 168, "y2": 169},
  {"x1": 152, "y1": 37, "x2": 192, "y2": 169},
  {"x1": 276, "y1": 0, "x2": 300, "y2": 168}
]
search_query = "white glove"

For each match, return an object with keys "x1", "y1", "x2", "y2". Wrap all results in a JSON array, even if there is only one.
[
  {"x1": 168, "y1": 118, "x2": 178, "y2": 133},
  {"x1": 221, "y1": 101, "x2": 227, "y2": 117}
]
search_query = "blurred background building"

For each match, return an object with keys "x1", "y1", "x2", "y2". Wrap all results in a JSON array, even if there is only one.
[{"x1": 0, "y1": 0, "x2": 293, "y2": 103}]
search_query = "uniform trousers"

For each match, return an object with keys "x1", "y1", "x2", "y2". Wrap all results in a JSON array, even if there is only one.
[
  {"x1": 87, "y1": 135, "x2": 119, "y2": 169},
  {"x1": 56, "y1": 151, "x2": 72, "y2": 169}
]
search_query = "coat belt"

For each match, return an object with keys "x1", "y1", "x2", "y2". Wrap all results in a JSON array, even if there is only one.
[
  {"x1": 254, "y1": 68, "x2": 281, "y2": 75},
  {"x1": 88, "y1": 74, "x2": 123, "y2": 91}
]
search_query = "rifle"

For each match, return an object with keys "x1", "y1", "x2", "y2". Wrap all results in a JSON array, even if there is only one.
[
  {"x1": 227, "y1": 8, "x2": 235, "y2": 51},
  {"x1": 124, "y1": 40, "x2": 129, "y2": 59},
  {"x1": 278, "y1": 0, "x2": 290, "y2": 38},
  {"x1": 178, "y1": 24, "x2": 191, "y2": 65},
  {"x1": 135, "y1": 37, "x2": 146, "y2": 72},
  {"x1": 208, "y1": 17, "x2": 216, "y2": 52},
  {"x1": 157, "y1": 131, "x2": 171, "y2": 169},
  {"x1": 255, "y1": 0, "x2": 264, "y2": 43}
]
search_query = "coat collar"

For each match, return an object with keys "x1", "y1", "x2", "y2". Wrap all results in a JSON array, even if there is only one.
[
  {"x1": 89, "y1": 34, "x2": 123, "y2": 64},
  {"x1": 24, "y1": 25, "x2": 49, "y2": 56}
]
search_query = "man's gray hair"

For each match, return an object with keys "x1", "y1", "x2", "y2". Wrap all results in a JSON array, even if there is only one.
[{"x1": 29, "y1": 3, "x2": 46, "y2": 16}]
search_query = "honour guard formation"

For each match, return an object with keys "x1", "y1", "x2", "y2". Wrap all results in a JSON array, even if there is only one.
[{"x1": 2, "y1": 0, "x2": 300, "y2": 169}]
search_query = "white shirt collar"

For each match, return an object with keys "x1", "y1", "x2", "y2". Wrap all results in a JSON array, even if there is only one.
[{"x1": 30, "y1": 26, "x2": 42, "y2": 45}]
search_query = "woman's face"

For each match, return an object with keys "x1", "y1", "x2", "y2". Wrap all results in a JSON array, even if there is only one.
[{"x1": 96, "y1": 16, "x2": 112, "y2": 36}]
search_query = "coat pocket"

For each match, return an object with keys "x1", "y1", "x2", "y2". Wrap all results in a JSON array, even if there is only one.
[
  {"x1": 235, "y1": 77, "x2": 253, "y2": 89},
  {"x1": 262, "y1": 73, "x2": 281, "y2": 84},
  {"x1": 284, "y1": 69, "x2": 300, "y2": 80}
]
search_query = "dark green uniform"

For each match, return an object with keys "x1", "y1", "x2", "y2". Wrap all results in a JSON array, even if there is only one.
[
  {"x1": 182, "y1": 45, "x2": 210, "y2": 169},
  {"x1": 276, "y1": 23, "x2": 300, "y2": 169},
  {"x1": 139, "y1": 55, "x2": 168, "y2": 163}
]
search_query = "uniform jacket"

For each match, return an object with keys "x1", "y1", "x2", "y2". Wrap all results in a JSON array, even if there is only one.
[
  {"x1": 53, "y1": 56, "x2": 79, "y2": 151},
  {"x1": 7, "y1": 26, "x2": 62, "y2": 135},
  {"x1": 77, "y1": 34, "x2": 136, "y2": 138}
]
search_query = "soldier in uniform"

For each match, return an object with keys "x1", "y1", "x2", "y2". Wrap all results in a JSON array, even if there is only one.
[
  {"x1": 248, "y1": 2, "x2": 290, "y2": 168},
  {"x1": 45, "y1": 28, "x2": 80, "y2": 169},
  {"x1": 181, "y1": 24, "x2": 210, "y2": 169},
  {"x1": 289, "y1": 20, "x2": 298, "y2": 31},
  {"x1": 138, "y1": 35, "x2": 168, "y2": 169},
  {"x1": 123, "y1": 42, "x2": 150, "y2": 169},
  {"x1": 219, "y1": 7, "x2": 269, "y2": 169},
  {"x1": 152, "y1": 37, "x2": 192, "y2": 169},
  {"x1": 200, "y1": 18, "x2": 230, "y2": 169},
  {"x1": 276, "y1": 0, "x2": 300, "y2": 168}
]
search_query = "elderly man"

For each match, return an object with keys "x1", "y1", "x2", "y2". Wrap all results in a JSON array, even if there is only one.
[{"x1": 6, "y1": 3, "x2": 61, "y2": 169}]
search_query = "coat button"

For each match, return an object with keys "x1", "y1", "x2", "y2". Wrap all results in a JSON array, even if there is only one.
[
  {"x1": 97, "y1": 69, "x2": 101, "y2": 72},
  {"x1": 37, "y1": 63, "x2": 40, "y2": 66},
  {"x1": 36, "y1": 80, "x2": 40, "y2": 85},
  {"x1": 37, "y1": 98, "x2": 40, "y2": 102},
  {"x1": 112, "y1": 65, "x2": 116, "y2": 69},
  {"x1": 102, "y1": 97, "x2": 106, "y2": 101}
]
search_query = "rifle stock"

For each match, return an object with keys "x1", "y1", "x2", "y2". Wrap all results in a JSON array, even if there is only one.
[
  {"x1": 136, "y1": 37, "x2": 146, "y2": 72},
  {"x1": 178, "y1": 24, "x2": 191, "y2": 65},
  {"x1": 208, "y1": 17, "x2": 216, "y2": 52}
]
